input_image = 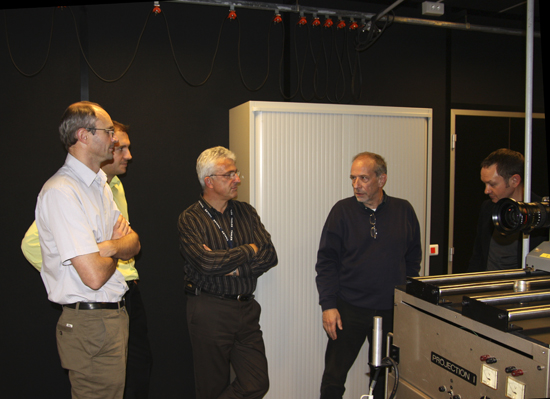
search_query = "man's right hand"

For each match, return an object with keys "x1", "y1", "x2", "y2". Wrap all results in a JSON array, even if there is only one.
[
  {"x1": 112, "y1": 214, "x2": 131, "y2": 240},
  {"x1": 97, "y1": 214, "x2": 140, "y2": 260},
  {"x1": 322, "y1": 308, "x2": 342, "y2": 340}
]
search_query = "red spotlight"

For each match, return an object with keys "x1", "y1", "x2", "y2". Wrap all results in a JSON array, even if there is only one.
[{"x1": 152, "y1": 1, "x2": 161, "y2": 15}]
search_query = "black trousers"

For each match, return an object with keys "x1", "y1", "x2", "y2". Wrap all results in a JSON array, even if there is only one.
[
  {"x1": 124, "y1": 280, "x2": 153, "y2": 399},
  {"x1": 186, "y1": 292, "x2": 269, "y2": 399},
  {"x1": 320, "y1": 298, "x2": 393, "y2": 399}
]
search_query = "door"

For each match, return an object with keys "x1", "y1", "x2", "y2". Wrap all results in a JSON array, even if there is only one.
[{"x1": 448, "y1": 110, "x2": 547, "y2": 274}]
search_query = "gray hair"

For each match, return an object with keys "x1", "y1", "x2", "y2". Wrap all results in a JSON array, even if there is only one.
[
  {"x1": 59, "y1": 101, "x2": 103, "y2": 151},
  {"x1": 196, "y1": 146, "x2": 237, "y2": 189},
  {"x1": 353, "y1": 152, "x2": 387, "y2": 177}
]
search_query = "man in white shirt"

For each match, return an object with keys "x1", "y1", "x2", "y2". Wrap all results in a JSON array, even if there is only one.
[{"x1": 35, "y1": 101, "x2": 141, "y2": 399}]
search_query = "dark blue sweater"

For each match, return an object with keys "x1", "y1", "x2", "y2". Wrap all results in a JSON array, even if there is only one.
[{"x1": 315, "y1": 194, "x2": 422, "y2": 311}]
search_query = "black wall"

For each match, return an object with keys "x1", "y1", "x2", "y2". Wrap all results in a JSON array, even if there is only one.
[{"x1": 1, "y1": 2, "x2": 545, "y2": 397}]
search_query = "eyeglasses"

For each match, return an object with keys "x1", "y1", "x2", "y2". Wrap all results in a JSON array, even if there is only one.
[
  {"x1": 209, "y1": 169, "x2": 241, "y2": 180},
  {"x1": 370, "y1": 212, "x2": 377, "y2": 239},
  {"x1": 86, "y1": 127, "x2": 115, "y2": 138}
]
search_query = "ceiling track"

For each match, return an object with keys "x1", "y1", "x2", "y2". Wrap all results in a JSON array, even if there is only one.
[{"x1": 167, "y1": 0, "x2": 540, "y2": 37}]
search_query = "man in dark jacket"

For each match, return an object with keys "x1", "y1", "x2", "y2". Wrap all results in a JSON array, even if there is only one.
[{"x1": 468, "y1": 148, "x2": 548, "y2": 272}]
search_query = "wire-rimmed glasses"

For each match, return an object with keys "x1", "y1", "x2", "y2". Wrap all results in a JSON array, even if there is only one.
[
  {"x1": 370, "y1": 212, "x2": 377, "y2": 239},
  {"x1": 209, "y1": 169, "x2": 241, "y2": 180}
]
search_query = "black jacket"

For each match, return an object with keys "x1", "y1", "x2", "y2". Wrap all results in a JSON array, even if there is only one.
[{"x1": 468, "y1": 195, "x2": 549, "y2": 272}]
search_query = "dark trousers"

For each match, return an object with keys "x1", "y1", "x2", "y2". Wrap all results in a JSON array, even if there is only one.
[
  {"x1": 124, "y1": 280, "x2": 153, "y2": 399},
  {"x1": 186, "y1": 293, "x2": 269, "y2": 399},
  {"x1": 320, "y1": 298, "x2": 393, "y2": 399}
]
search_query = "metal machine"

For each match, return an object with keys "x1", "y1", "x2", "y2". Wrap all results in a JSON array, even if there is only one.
[
  {"x1": 387, "y1": 198, "x2": 550, "y2": 399},
  {"x1": 390, "y1": 262, "x2": 550, "y2": 399},
  {"x1": 390, "y1": 267, "x2": 550, "y2": 399}
]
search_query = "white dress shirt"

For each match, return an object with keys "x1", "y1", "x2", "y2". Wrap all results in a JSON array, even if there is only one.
[{"x1": 36, "y1": 154, "x2": 127, "y2": 304}]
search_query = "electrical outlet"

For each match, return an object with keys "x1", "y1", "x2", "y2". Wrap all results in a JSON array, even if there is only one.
[{"x1": 422, "y1": 1, "x2": 444, "y2": 16}]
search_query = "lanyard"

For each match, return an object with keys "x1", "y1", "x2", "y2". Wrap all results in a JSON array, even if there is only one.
[{"x1": 199, "y1": 200, "x2": 234, "y2": 248}]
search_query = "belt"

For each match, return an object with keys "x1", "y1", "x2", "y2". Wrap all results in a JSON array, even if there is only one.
[
  {"x1": 185, "y1": 281, "x2": 254, "y2": 302},
  {"x1": 63, "y1": 301, "x2": 124, "y2": 310},
  {"x1": 203, "y1": 291, "x2": 255, "y2": 302}
]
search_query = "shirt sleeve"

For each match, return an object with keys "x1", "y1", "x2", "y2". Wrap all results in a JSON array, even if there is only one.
[
  {"x1": 405, "y1": 203, "x2": 422, "y2": 277},
  {"x1": 21, "y1": 221, "x2": 43, "y2": 272},
  {"x1": 37, "y1": 185, "x2": 101, "y2": 265},
  {"x1": 315, "y1": 206, "x2": 342, "y2": 311},
  {"x1": 240, "y1": 205, "x2": 278, "y2": 278}
]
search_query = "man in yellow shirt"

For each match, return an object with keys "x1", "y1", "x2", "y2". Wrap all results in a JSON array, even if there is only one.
[{"x1": 22, "y1": 121, "x2": 152, "y2": 399}]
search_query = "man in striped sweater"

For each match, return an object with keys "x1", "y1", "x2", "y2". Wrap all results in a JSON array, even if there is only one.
[{"x1": 178, "y1": 146, "x2": 278, "y2": 399}]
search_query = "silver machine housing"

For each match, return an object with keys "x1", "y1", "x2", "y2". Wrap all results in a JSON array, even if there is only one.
[{"x1": 389, "y1": 256, "x2": 550, "y2": 399}]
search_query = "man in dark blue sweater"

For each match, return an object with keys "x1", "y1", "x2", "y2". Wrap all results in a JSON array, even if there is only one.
[{"x1": 315, "y1": 151, "x2": 422, "y2": 399}]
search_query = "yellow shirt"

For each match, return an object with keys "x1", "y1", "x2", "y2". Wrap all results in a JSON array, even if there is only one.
[{"x1": 21, "y1": 175, "x2": 139, "y2": 281}]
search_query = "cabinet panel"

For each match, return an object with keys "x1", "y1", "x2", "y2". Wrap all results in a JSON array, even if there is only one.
[{"x1": 230, "y1": 101, "x2": 432, "y2": 399}]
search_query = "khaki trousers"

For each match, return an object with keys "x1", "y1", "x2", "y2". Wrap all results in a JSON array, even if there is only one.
[{"x1": 56, "y1": 305, "x2": 129, "y2": 399}]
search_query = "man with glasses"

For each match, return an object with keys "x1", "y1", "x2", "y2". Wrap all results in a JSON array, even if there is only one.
[
  {"x1": 315, "y1": 151, "x2": 421, "y2": 399},
  {"x1": 22, "y1": 120, "x2": 152, "y2": 398},
  {"x1": 33, "y1": 101, "x2": 141, "y2": 399},
  {"x1": 178, "y1": 146, "x2": 278, "y2": 399}
]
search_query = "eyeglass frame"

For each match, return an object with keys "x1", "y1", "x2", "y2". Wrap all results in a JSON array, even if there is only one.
[
  {"x1": 209, "y1": 169, "x2": 241, "y2": 180},
  {"x1": 86, "y1": 127, "x2": 116, "y2": 138},
  {"x1": 370, "y1": 212, "x2": 377, "y2": 239}
]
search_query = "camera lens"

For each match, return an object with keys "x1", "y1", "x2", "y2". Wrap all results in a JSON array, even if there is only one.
[{"x1": 493, "y1": 198, "x2": 550, "y2": 235}]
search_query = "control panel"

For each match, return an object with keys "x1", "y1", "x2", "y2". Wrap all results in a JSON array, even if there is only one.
[{"x1": 388, "y1": 286, "x2": 549, "y2": 399}]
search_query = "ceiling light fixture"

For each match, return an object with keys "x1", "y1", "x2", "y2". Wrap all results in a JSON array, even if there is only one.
[{"x1": 422, "y1": 1, "x2": 444, "y2": 16}]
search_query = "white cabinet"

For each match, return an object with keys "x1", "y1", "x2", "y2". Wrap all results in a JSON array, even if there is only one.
[{"x1": 229, "y1": 101, "x2": 432, "y2": 399}]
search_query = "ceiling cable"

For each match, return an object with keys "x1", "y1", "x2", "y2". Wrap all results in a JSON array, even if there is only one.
[
  {"x1": 69, "y1": 6, "x2": 153, "y2": 83},
  {"x1": 3, "y1": 8, "x2": 55, "y2": 77}
]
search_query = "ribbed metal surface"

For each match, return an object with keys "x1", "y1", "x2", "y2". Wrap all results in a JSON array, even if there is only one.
[{"x1": 229, "y1": 101, "x2": 431, "y2": 399}]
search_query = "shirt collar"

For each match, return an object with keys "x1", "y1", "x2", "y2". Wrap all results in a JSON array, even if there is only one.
[
  {"x1": 357, "y1": 191, "x2": 388, "y2": 213},
  {"x1": 199, "y1": 194, "x2": 233, "y2": 216},
  {"x1": 110, "y1": 175, "x2": 121, "y2": 189},
  {"x1": 65, "y1": 153, "x2": 108, "y2": 188}
]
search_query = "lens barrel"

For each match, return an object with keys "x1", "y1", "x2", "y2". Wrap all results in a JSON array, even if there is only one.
[{"x1": 492, "y1": 198, "x2": 550, "y2": 235}]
